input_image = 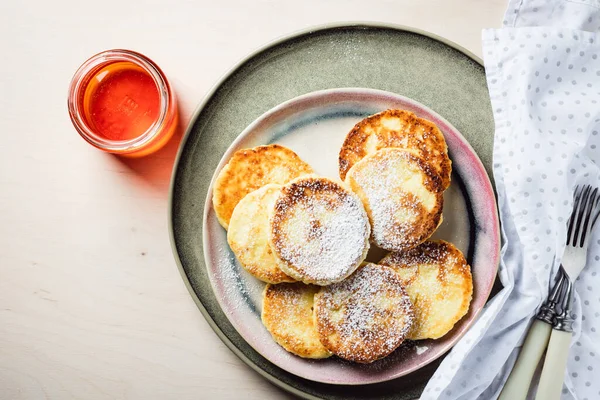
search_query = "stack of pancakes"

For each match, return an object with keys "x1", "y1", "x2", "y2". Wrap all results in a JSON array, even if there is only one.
[{"x1": 212, "y1": 110, "x2": 473, "y2": 363}]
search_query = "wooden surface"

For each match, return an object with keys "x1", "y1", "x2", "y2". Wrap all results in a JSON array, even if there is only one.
[{"x1": 0, "y1": 1, "x2": 505, "y2": 399}]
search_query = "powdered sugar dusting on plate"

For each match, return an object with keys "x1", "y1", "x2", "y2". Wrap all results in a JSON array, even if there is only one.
[{"x1": 216, "y1": 244, "x2": 252, "y2": 310}]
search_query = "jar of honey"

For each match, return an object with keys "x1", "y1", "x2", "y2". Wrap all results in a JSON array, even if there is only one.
[{"x1": 68, "y1": 49, "x2": 178, "y2": 157}]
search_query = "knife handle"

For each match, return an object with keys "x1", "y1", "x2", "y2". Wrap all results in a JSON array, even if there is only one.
[
  {"x1": 534, "y1": 329, "x2": 572, "y2": 400},
  {"x1": 498, "y1": 320, "x2": 552, "y2": 400}
]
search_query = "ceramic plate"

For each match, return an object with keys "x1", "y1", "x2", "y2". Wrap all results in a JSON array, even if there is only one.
[
  {"x1": 170, "y1": 23, "x2": 498, "y2": 399},
  {"x1": 203, "y1": 88, "x2": 499, "y2": 385}
]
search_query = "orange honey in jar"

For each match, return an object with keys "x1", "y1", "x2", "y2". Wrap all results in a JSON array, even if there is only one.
[{"x1": 68, "y1": 50, "x2": 178, "y2": 156}]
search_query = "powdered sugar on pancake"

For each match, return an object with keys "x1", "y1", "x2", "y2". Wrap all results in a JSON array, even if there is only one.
[
  {"x1": 314, "y1": 263, "x2": 414, "y2": 363},
  {"x1": 345, "y1": 148, "x2": 443, "y2": 252},
  {"x1": 270, "y1": 176, "x2": 370, "y2": 285}
]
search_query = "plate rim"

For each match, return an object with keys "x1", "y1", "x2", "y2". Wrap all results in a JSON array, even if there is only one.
[{"x1": 168, "y1": 22, "x2": 494, "y2": 398}]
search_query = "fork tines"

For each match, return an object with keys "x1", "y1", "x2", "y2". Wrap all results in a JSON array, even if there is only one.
[{"x1": 567, "y1": 185, "x2": 600, "y2": 247}]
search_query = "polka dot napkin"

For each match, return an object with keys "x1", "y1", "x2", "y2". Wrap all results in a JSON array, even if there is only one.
[{"x1": 421, "y1": 1, "x2": 600, "y2": 399}]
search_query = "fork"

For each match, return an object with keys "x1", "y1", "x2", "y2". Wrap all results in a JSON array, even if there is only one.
[{"x1": 535, "y1": 185, "x2": 600, "y2": 400}]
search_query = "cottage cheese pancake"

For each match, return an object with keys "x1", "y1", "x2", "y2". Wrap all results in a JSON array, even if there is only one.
[
  {"x1": 227, "y1": 184, "x2": 295, "y2": 284},
  {"x1": 262, "y1": 283, "x2": 332, "y2": 359},
  {"x1": 314, "y1": 263, "x2": 414, "y2": 363},
  {"x1": 213, "y1": 144, "x2": 313, "y2": 229},
  {"x1": 339, "y1": 109, "x2": 451, "y2": 189},
  {"x1": 345, "y1": 148, "x2": 444, "y2": 252},
  {"x1": 269, "y1": 176, "x2": 370, "y2": 285},
  {"x1": 380, "y1": 240, "x2": 473, "y2": 340}
]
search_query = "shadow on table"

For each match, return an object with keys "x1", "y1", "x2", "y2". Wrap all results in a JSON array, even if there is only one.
[{"x1": 111, "y1": 117, "x2": 185, "y2": 196}]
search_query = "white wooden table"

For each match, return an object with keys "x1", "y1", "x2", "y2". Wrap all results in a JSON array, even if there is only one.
[{"x1": 0, "y1": 1, "x2": 505, "y2": 398}]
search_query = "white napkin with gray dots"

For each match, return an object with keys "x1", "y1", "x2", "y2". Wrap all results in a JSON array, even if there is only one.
[{"x1": 421, "y1": 1, "x2": 600, "y2": 399}]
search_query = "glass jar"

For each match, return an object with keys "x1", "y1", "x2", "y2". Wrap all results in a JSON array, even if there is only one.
[{"x1": 68, "y1": 49, "x2": 178, "y2": 157}]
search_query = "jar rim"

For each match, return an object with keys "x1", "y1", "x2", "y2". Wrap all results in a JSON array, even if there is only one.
[{"x1": 67, "y1": 49, "x2": 172, "y2": 153}]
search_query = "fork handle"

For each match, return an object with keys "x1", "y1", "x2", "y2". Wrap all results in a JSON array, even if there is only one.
[
  {"x1": 535, "y1": 329, "x2": 572, "y2": 400},
  {"x1": 498, "y1": 320, "x2": 552, "y2": 400}
]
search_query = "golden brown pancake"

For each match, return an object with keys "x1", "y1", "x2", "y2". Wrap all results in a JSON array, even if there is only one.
[
  {"x1": 262, "y1": 282, "x2": 332, "y2": 359},
  {"x1": 314, "y1": 263, "x2": 414, "y2": 363},
  {"x1": 227, "y1": 184, "x2": 295, "y2": 284},
  {"x1": 212, "y1": 144, "x2": 313, "y2": 229},
  {"x1": 339, "y1": 109, "x2": 451, "y2": 189},
  {"x1": 269, "y1": 175, "x2": 370, "y2": 285},
  {"x1": 379, "y1": 240, "x2": 473, "y2": 340},
  {"x1": 345, "y1": 148, "x2": 444, "y2": 252}
]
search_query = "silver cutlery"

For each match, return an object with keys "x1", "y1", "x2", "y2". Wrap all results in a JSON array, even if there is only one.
[
  {"x1": 499, "y1": 185, "x2": 600, "y2": 400},
  {"x1": 535, "y1": 185, "x2": 599, "y2": 400}
]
